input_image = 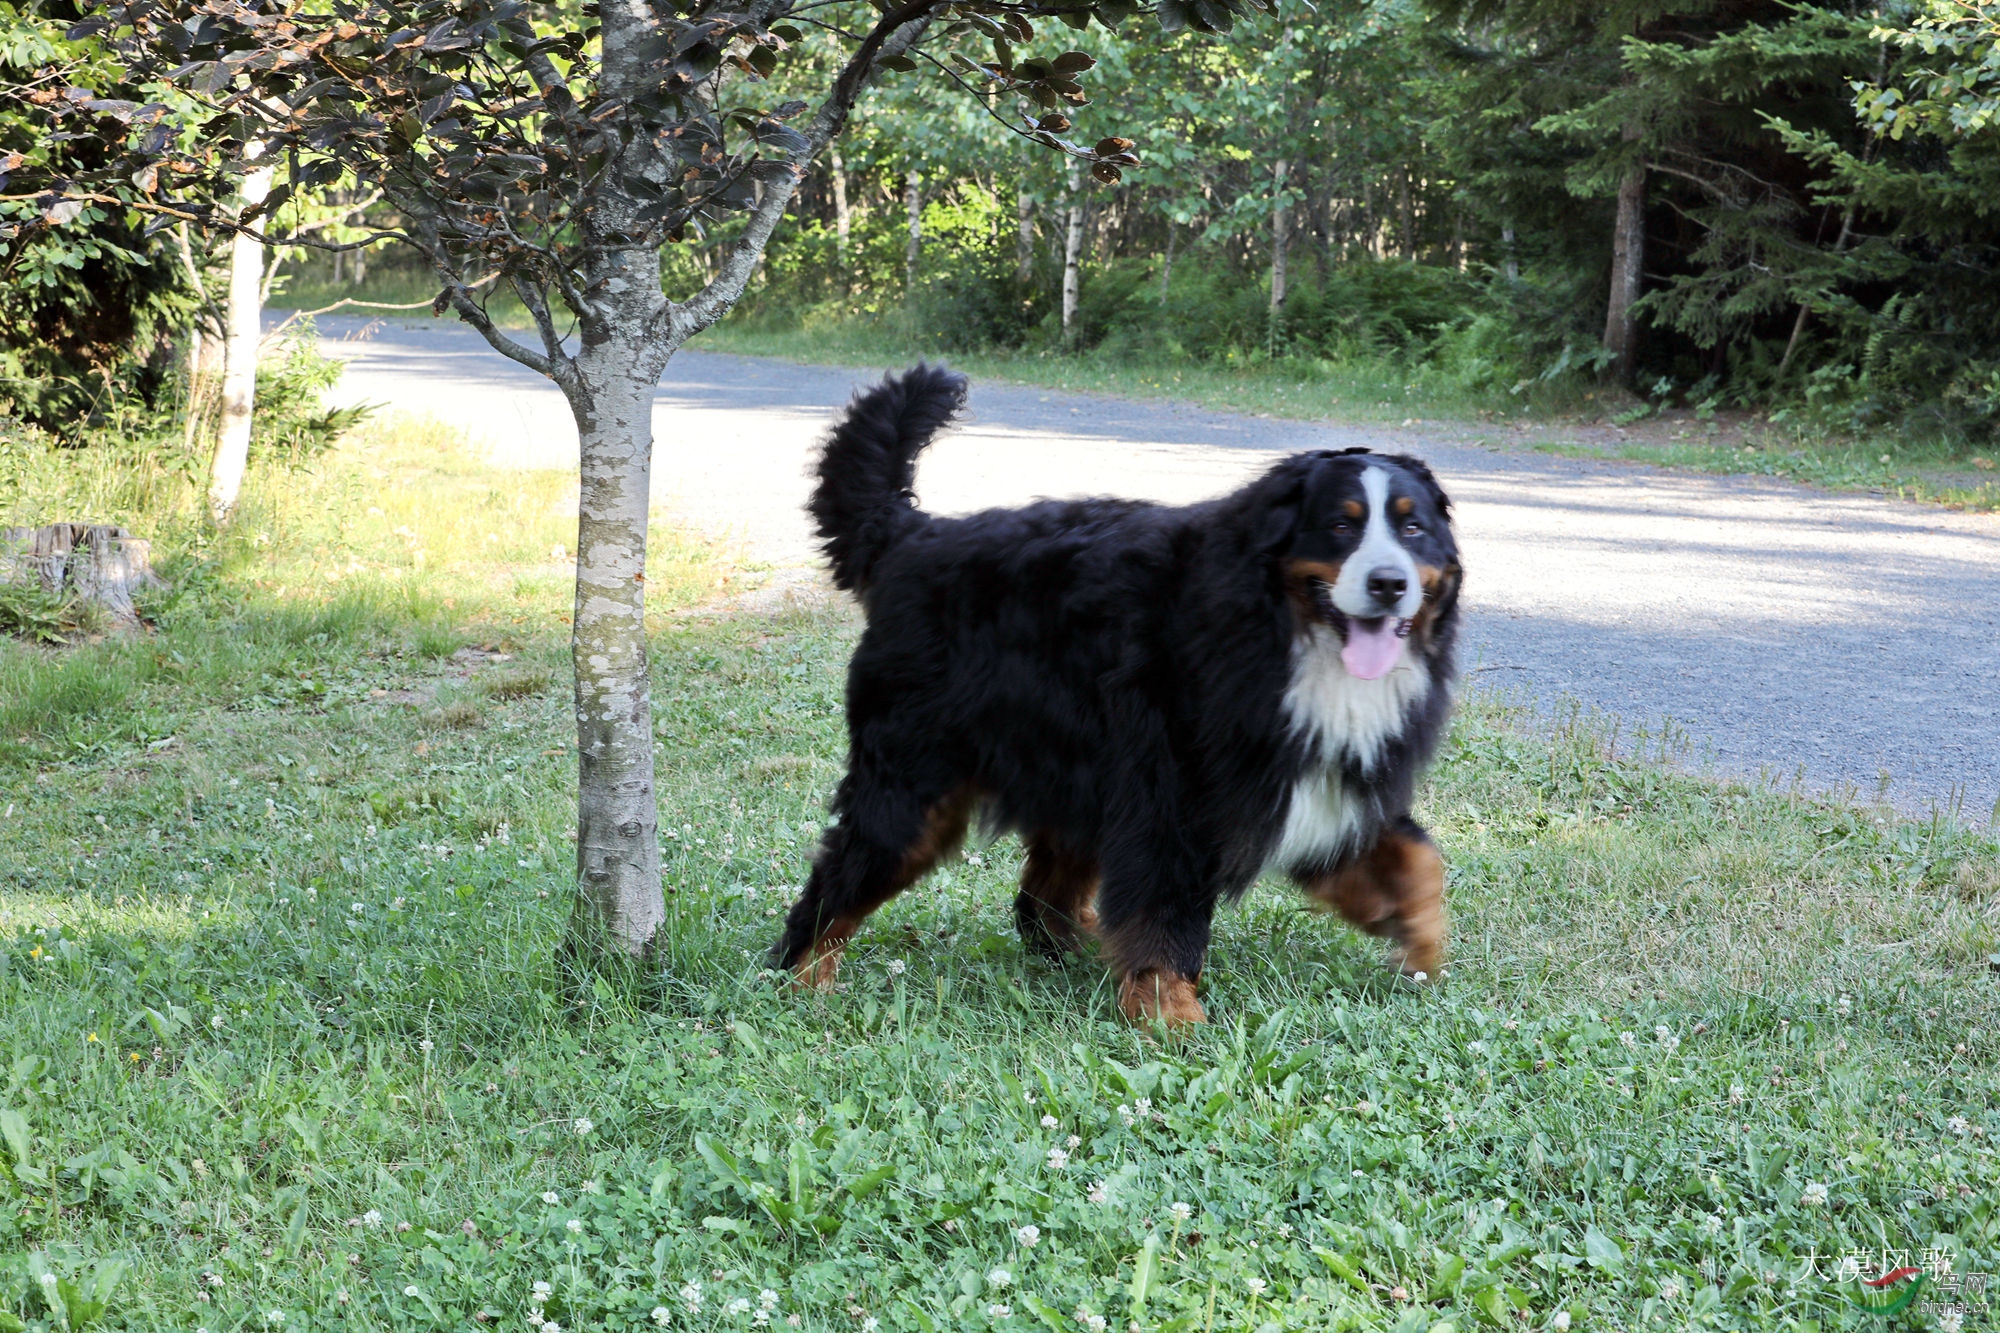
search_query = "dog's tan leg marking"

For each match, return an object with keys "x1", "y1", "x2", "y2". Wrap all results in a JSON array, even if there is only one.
[
  {"x1": 1303, "y1": 831, "x2": 1448, "y2": 978},
  {"x1": 1019, "y1": 835, "x2": 1101, "y2": 955},
  {"x1": 789, "y1": 789, "x2": 974, "y2": 992},
  {"x1": 792, "y1": 918, "x2": 858, "y2": 992},
  {"x1": 1117, "y1": 970, "x2": 1207, "y2": 1026}
]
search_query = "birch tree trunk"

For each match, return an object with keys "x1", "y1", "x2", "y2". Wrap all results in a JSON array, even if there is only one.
[
  {"x1": 209, "y1": 153, "x2": 273, "y2": 525},
  {"x1": 1061, "y1": 161, "x2": 1084, "y2": 345},
  {"x1": 830, "y1": 148, "x2": 851, "y2": 283},
  {"x1": 1269, "y1": 158, "x2": 1290, "y2": 315},
  {"x1": 1502, "y1": 224, "x2": 1519, "y2": 284},
  {"x1": 1159, "y1": 219, "x2": 1176, "y2": 301},
  {"x1": 903, "y1": 167, "x2": 923, "y2": 293},
  {"x1": 1602, "y1": 151, "x2": 1646, "y2": 383},
  {"x1": 1016, "y1": 188, "x2": 1035, "y2": 284},
  {"x1": 564, "y1": 249, "x2": 672, "y2": 960}
]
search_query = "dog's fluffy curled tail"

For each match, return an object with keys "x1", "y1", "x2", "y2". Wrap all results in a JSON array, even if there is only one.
[{"x1": 811, "y1": 363, "x2": 968, "y2": 593}]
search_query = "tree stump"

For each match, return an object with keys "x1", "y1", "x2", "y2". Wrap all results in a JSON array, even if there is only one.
[{"x1": 0, "y1": 523, "x2": 162, "y2": 629}]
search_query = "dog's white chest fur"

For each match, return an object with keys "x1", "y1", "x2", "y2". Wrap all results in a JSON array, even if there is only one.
[{"x1": 1265, "y1": 625, "x2": 1431, "y2": 872}]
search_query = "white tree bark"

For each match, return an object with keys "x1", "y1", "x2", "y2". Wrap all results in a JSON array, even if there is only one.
[
  {"x1": 566, "y1": 290, "x2": 669, "y2": 958},
  {"x1": 830, "y1": 148, "x2": 852, "y2": 279},
  {"x1": 1502, "y1": 224, "x2": 1519, "y2": 284},
  {"x1": 1016, "y1": 187, "x2": 1035, "y2": 284},
  {"x1": 903, "y1": 167, "x2": 923, "y2": 292},
  {"x1": 1269, "y1": 158, "x2": 1290, "y2": 316},
  {"x1": 1061, "y1": 161, "x2": 1084, "y2": 344},
  {"x1": 209, "y1": 151, "x2": 273, "y2": 525}
]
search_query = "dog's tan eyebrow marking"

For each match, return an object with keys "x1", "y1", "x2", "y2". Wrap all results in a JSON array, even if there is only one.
[
  {"x1": 1342, "y1": 500, "x2": 1365, "y2": 519},
  {"x1": 1393, "y1": 496, "x2": 1415, "y2": 517}
]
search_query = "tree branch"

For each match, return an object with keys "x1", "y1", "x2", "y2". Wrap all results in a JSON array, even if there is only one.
[{"x1": 665, "y1": 0, "x2": 941, "y2": 340}]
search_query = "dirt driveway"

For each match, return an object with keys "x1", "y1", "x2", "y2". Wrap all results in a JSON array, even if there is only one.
[{"x1": 317, "y1": 315, "x2": 2000, "y2": 819}]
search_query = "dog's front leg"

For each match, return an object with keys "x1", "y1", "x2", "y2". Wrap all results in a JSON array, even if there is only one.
[
  {"x1": 1300, "y1": 816, "x2": 1447, "y2": 978},
  {"x1": 1094, "y1": 875, "x2": 1213, "y2": 1027}
]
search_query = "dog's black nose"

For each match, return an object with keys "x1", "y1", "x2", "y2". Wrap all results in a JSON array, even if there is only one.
[{"x1": 1366, "y1": 566, "x2": 1408, "y2": 607}]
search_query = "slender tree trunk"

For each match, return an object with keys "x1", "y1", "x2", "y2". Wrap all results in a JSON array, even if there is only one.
[
  {"x1": 1502, "y1": 224, "x2": 1519, "y2": 284},
  {"x1": 1602, "y1": 145, "x2": 1646, "y2": 384},
  {"x1": 1159, "y1": 219, "x2": 1176, "y2": 302},
  {"x1": 1016, "y1": 188, "x2": 1035, "y2": 284},
  {"x1": 209, "y1": 153, "x2": 273, "y2": 525},
  {"x1": 565, "y1": 249, "x2": 671, "y2": 960},
  {"x1": 353, "y1": 242, "x2": 366, "y2": 286},
  {"x1": 1361, "y1": 175, "x2": 1379, "y2": 259},
  {"x1": 1397, "y1": 166, "x2": 1414, "y2": 260},
  {"x1": 1269, "y1": 158, "x2": 1291, "y2": 316},
  {"x1": 1061, "y1": 161, "x2": 1084, "y2": 345},
  {"x1": 1778, "y1": 204, "x2": 1857, "y2": 380},
  {"x1": 332, "y1": 246, "x2": 344, "y2": 285},
  {"x1": 903, "y1": 167, "x2": 922, "y2": 293},
  {"x1": 830, "y1": 148, "x2": 851, "y2": 286}
]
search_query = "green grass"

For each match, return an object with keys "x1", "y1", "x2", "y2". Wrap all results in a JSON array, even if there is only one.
[{"x1": 6, "y1": 416, "x2": 1996, "y2": 1333}]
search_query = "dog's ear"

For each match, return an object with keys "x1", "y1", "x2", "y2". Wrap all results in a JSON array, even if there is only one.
[
  {"x1": 1384, "y1": 453, "x2": 1451, "y2": 519},
  {"x1": 1254, "y1": 459, "x2": 1314, "y2": 553}
]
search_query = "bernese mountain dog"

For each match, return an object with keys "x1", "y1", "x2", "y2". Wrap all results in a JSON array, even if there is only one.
[{"x1": 771, "y1": 365, "x2": 1462, "y2": 1025}]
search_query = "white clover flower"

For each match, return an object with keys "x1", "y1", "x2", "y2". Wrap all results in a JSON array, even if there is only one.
[
  {"x1": 542, "y1": 1191, "x2": 560, "y2": 1206},
  {"x1": 987, "y1": 1304, "x2": 1011, "y2": 1319},
  {"x1": 1552, "y1": 1314, "x2": 1571, "y2": 1331},
  {"x1": 1411, "y1": 970, "x2": 1428, "y2": 983},
  {"x1": 566, "y1": 1218, "x2": 583, "y2": 1234},
  {"x1": 351, "y1": 902, "x2": 365, "y2": 915},
  {"x1": 987, "y1": 1268, "x2": 1013, "y2": 1290},
  {"x1": 573, "y1": 1117, "x2": 594, "y2": 1136},
  {"x1": 1245, "y1": 1277, "x2": 1267, "y2": 1297},
  {"x1": 211, "y1": 1014, "x2": 225, "y2": 1029},
  {"x1": 265, "y1": 1312, "x2": 285, "y2": 1327},
  {"x1": 581, "y1": 1179, "x2": 601, "y2": 1194},
  {"x1": 1939, "y1": 1310, "x2": 1964, "y2": 1333},
  {"x1": 404, "y1": 1285, "x2": 421, "y2": 1298},
  {"x1": 1134, "y1": 1098, "x2": 1152, "y2": 1118},
  {"x1": 1016, "y1": 1224, "x2": 1042, "y2": 1247},
  {"x1": 392, "y1": 896, "x2": 406, "y2": 909},
  {"x1": 1800, "y1": 1182, "x2": 1830, "y2": 1207},
  {"x1": 1837, "y1": 994, "x2": 1852, "y2": 1014},
  {"x1": 886, "y1": 959, "x2": 906, "y2": 976},
  {"x1": 1660, "y1": 1279, "x2": 1682, "y2": 1300},
  {"x1": 1065, "y1": 1134, "x2": 1080, "y2": 1149},
  {"x1": 1700, "y1": 1212, "x2": 1724, "y2": 1236},
  {"x1": 419, "y1": 1038, "x2": 435, "y2": 1054},
  {"x1": 1467, "y1": 1040, "x2": 1486, "y2": 1055},
  {"x1": 728, "y1": 1297, "x2": 752, "y2": 1316},
  {"x1": 532, "y1": 1281, "x2": 553, "y2": 1303},
  {"x1": 862, "y1": 1319, "x2": 879, "y2": 1333},
  {"x1": 1047, "y1": 1147, "x2": 1070, "y2": 1170},
  {"x1": 1041, "y1": 1114, "x2": 1059, "y2": 1130},
  {"x1": 1117, "y1": 1104, "x2": 1135, "y2": 1126},
  {"x1": 1087, "y1": 1181, "x2": 1108, "y2": 1205},
  {"x1": 1618, "y1": 1031, "x2": 1637, "y2": 1049},
  {"x1": 759, "y1": 1290, "x2": 779, "y2": 1310},
  {"x1": 544, "y1": 1323, "x2": 564, "y2": 1333},
  {"x1": 1168, "y1": 1201, "x2": 1193, "y2": 1223},
  {"x1": 651, "y1": 1306, "x2": 671, "y2": 1326},
  {"x1": 1729, "y1": 1084, "x2": 1746, "y2": 1105},
  {"x1": 362, "y1": 1209, "x2": 383, "y2": 1227},
  {"x1": 1947, "y1": 1115, "x2": 1970, "y2": 1134},
  {"x1": 1083, "y1": 1317, "x2": 1107, "y2": 1333},
  {"x1": 681, "y1": 1280, "x2": 704, "y2": 1313},
  {"x1": 527, "y1": 1313, "x2": 546, "y2": 1329},
  {"x1": 1023, "y1": 1090, "x2": 1036, "y2": 1105}
]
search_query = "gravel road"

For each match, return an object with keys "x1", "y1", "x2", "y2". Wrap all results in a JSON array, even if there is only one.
[{"x1": 314, "y1": 314, "x2": 2000, "y2": 819}]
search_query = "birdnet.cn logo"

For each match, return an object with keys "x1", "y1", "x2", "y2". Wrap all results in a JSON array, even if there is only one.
[{"x1": 1816, "y1": 1246, "x2": 1989, "y2": 1326}]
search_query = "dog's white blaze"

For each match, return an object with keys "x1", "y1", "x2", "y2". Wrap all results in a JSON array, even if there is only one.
[
  {"x1": 1329, "y1": 466, "x2": 1423, "y2": 620},
  {"x1": 1265, "y1": 623, "x2": 1432, "y2": 871}
]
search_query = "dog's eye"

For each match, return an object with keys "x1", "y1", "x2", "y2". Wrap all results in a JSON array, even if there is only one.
[
  {"x1": 1331, "y1": 520, "x2": 1352, "y2": 534},
  {"x1": 1401, "y1": 521, "x2": 1423, "y2": 537}
]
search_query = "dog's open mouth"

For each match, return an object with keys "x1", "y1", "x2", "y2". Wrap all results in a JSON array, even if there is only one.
[{"x1": 1312, "y1": 583, "x2": 1414, "y2": 680}]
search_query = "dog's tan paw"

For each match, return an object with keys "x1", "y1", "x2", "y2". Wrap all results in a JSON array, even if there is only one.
[
  {"x1": 790, "y1": 943, "x2": 845, "y2": 992},
  {"x1": 1117, "y1": 970, "x2": 1206, "y2": 1026}
]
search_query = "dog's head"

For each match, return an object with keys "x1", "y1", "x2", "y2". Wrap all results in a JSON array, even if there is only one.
[{"x1": 1263, "y1": 449, "x2": 1461, "y2": 679}]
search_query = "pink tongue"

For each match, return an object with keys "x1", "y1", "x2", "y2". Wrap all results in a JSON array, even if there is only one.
[{"x1": 1341, "y1": 619, "x2": 1405, "y2": 680}]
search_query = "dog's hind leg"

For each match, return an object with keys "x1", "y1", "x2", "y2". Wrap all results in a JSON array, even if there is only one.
[
  {"x1": 1015, "y1": 834, "x2": 1100, "y2": 960},
  {"x1": 771, "y1": 783, "x2": 974, "y2": 991},
  {"x1": 1299, "y1": 816, "x2": 1447, "y2": 978}
]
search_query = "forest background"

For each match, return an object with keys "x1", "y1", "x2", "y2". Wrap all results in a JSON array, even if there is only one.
[{"x1": 8, "y1": 0, "x2": 2000, "y2": 460}]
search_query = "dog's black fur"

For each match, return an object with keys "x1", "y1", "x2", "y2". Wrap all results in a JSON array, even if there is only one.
[{"x1": 773, "y1": 365, "x2": 1463, "y2": 1018}]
